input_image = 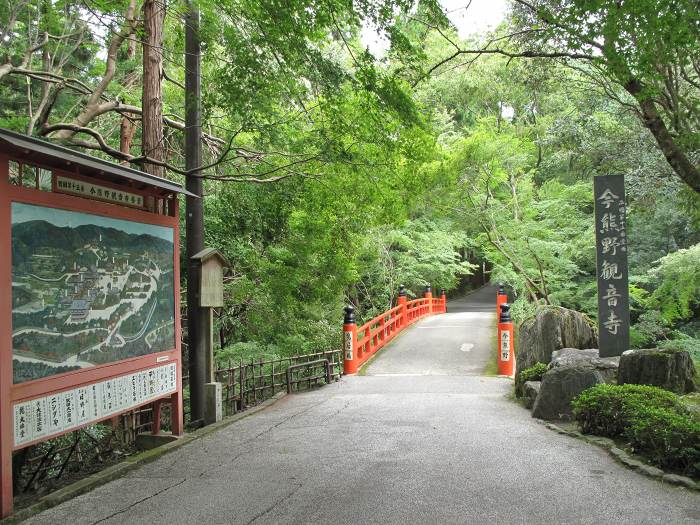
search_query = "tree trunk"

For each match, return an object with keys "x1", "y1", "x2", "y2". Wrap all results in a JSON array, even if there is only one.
[
  {"x1": 120, "y1": 29, "x2": 139, "y2": 163},
  {"x1": 624, "y1": 79, "x2": 700, "y2": 194},
  {"x1": 142, "y1": 0, "x2": 166, "y2": 178}
]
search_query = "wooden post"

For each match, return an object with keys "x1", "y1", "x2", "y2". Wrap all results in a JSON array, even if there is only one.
[
  {"x1": 204, "y1": 307, "x2": 215, "y2": 383},
  {"x1": 397, "y1": 285, "x2": 407, "y2": 328},
  {"x1": 498, "y1": 304, "x2": 515, "y2": 377},
  {"x1": 424, "y1": 285, "x2": 433, "y2": 316},
  {"x1": 496, "y1": 283, "x2": 507, "y2": 320},
  {"x1": 343, "y1": 307, "x2": 359, "y2": 375}
]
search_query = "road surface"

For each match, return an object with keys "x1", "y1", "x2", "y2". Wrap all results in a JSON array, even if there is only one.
[{"x1": 24, "y1": 286, "x2": 700, "y2": 524}]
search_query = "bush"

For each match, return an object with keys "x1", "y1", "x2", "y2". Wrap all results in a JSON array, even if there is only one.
[
  {"x1": 518, "y1": 363, "x2": 548, "y2": 384},
  {"x1": 572, "y1": 384, "x2": 700, "y2": 476},
  {"x1": 572, "y1": 384, "x2": 681, "y2": 435},
  {"x1": 625, "y1": 407, "x2": 700, "y2": 474}
]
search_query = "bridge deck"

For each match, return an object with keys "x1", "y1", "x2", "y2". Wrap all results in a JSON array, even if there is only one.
[{"x1": 25, "y1": 286, "x2": 700, "y2": 524}]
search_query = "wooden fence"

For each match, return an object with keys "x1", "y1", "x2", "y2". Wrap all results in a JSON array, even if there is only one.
[{"x1": 182, "y1": 349, "x2": 344, "y2": 421}]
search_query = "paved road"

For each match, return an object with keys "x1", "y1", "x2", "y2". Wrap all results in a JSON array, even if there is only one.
[{"x1": 25, "y1": 286, "x2": 700, "y2": 524}]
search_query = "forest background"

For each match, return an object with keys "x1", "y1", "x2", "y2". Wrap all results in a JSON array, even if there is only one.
[{"x1": 2, "y1": 0, "x2": 699, "y2": 367}]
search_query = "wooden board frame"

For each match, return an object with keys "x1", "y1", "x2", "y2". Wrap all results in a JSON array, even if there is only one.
[{"x1": 0, "y1": 152, "x2": 184, "y2": 517}]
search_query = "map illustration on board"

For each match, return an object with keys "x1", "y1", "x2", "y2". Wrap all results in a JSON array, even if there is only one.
[{"x1": 11, "y1": 203, "x2": 175, "y2": 384}]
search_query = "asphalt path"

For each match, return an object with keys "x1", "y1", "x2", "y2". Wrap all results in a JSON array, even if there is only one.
[{"x1": 24, "y1": 286, "x2": 700, "y2": 525}]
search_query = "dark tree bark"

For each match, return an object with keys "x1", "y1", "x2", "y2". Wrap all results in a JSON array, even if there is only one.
[
  {"x1": 624, "y1": 79, "x2": 700, "y2": 194},
  {"x1": 120, "y1": 27, "x2": 139, "y2": 163},
  {"x1": 142, "y1": 0, "x2": 165, "y2": 178}
]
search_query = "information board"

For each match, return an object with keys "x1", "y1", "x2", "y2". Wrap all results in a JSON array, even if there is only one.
[{"x1": 13, "y1": 362, "x2": 176, "y2": 447}]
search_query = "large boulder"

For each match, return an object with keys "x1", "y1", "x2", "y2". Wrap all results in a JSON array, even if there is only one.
[
  {"x1": 522, "y1": 381, "x2": 541, "y2": 410},
  {"x1": 517, "y1": 306, "x2": 598, "y2": 379},
  {"x1": 618, "y1": 349, "x2": 697, "y2": 394},
  {"x1": 550, "y1": 348, "x2": 620, "y2": 384},
  {"x1": 531, "y1": 348, "x2": 618, "y2": 420},
  {"x1": 532, "y1": 366, "x2": 605, "y2": 420}
]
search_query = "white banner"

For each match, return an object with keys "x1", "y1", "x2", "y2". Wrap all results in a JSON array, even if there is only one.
[
  {"x1": 344, "y1": 331, "x2": 353, "y2": 361},
  {"x1": 500, "y1": 330, "x2": 510, "y2": 361},
  {"x1": 13, "y1": 362, "x2": 177, "y2": 447}
]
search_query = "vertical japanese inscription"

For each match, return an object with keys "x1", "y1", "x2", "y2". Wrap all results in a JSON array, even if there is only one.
[
  {"x1": 344, "y1": 331, "x2": 353, "y2": 361},
  {"x1": 594, "y1": 175, "x2": 630, "y2": 357}
]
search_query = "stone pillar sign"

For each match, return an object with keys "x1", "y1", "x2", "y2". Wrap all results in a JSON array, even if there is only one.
[{"x1": 594, "y1": 175, "x2": 630, "y2": 357}]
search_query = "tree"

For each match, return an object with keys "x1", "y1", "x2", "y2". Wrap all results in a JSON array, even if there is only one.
[{"x1": 415, "y1": 0, "x2": 700, "y2": 194}]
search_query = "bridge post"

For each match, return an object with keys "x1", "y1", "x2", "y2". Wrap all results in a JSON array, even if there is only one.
[
  {"x1": 497, "y1": 303, "x2": 515, "y2": 377},
  {"x1": 398, "y1": 285, "x2": 407, "y2": 327},
  {"x1": 424, "y1": 285, "x2": 433, "y2": 316},
  {"x1": 496, "y1": 283, "x2": 507, "y2": 318},
  {"x1": 343, "y1": 306, "x2": 358, "y2": 375},
  {"x1": 440, "y1": 288, "x2": 447, "y2": 313}
]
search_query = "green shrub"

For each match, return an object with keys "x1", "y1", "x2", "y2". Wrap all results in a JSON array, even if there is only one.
[
  {"x1": 625, "y1": 407, "x2": 700, "y2": 474},
  {"x1": 572, "y1": 384, "x2": 700, "y2": 476},
  {"x1": 572, "y1": 384, "x2": 680, "y2": 435},
  {"x1": 518, "y1": 362, "x2": 548, "y2": 384}
]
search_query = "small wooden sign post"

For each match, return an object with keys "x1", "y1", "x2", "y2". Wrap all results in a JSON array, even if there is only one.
[
  {"x1": 191, "y1": 248, "x2": 229, "y2": 425},
  {"x1": 594, "y1": 175, "x2": 630, "y2": 357}
]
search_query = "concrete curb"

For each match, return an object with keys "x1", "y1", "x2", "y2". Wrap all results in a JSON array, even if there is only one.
[
  {"x1": 537, "y1": 419, "x2": 699, "y2": 492},
  {"x1": 3, "y1": 392, "x2": 288, "y2": 524}
]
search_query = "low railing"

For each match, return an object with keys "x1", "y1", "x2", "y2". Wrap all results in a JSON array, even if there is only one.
[
  {"x1": 182, "y1": 349, "x2": 343, "y2": 421},
  {"x1": 343, "y1": 285, "x2": 447, "y2": 374}
]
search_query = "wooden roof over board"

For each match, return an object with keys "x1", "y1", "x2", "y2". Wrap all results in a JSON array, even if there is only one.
[{"x1": 0, "y1": 127, "x2": 197, "y2": 197}]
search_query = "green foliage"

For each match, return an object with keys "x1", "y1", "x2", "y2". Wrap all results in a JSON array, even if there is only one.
[
  {"x1": 517, "y1": 362, "x2": 548, "y2": 384},
  {"x1": 624, "y1": 408, "x2": 700, "y2": 476},
  {"x1": 572, "y1": 384, "x2": 700, "y2": 475},
  {"x1": 572, "y1": 384, "x2": 681, "y2": 436},
  {"x1": 3, "y1": 0, "x2": 699, "y2": 371},
  {"x1": 647, "y1": 244, "x2": 700, "y2": 326}
]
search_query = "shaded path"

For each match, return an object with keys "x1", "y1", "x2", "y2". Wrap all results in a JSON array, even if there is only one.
[{"x1": 25, "y1": 287, "x2": 700, "y2": 524}]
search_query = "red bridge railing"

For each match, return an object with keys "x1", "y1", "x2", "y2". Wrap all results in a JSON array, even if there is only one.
[{"x1": 343, "y1": 285, "x2": 447, "y2": 374}]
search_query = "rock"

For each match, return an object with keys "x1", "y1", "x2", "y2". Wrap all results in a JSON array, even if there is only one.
[
  {"x1": 532, "y1": 365, "x2": 606, "y2": 420},
  {"x1": 637, "y1": 464, "x2": 664, "y2": 478},
  {"x1": 680, "y1": 393, "x2": 700, "y2": 421},
  {"x1": 550, "y1": 348, "x2": 620, "y2": 383},
  {"x1": 522, "y1": 381, "x2": 541, "y2": 409},
  {"x1": 609, "y1": 447, "x2": 627, "y2": 459},
  {"x1": 620, "y1": 456, "x2": 645, "y2": 470},
  {"x1": 661, "y1": 473, "x2": 698, "y2": 490},
  {"x1": 618, "y1": 348, "x2": 698, "y2": 394},
  {"x1": 516, "y1": 306, "x2": 598, "y2": 379},
  {"x1": 585, "y1": 436, "x2": 615, "y2": 449}
]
